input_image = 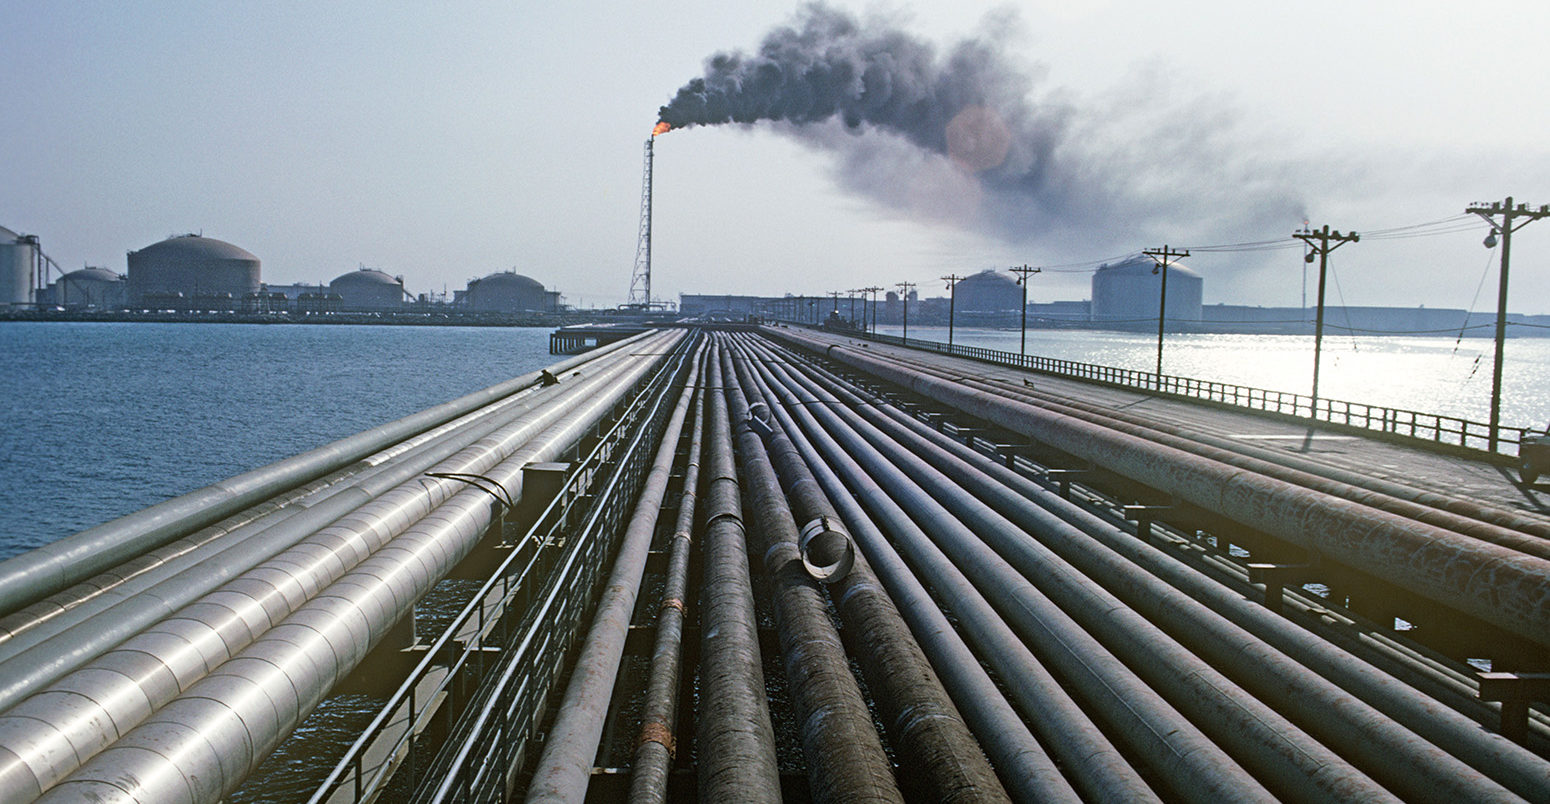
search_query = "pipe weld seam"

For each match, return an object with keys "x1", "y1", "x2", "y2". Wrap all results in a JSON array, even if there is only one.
[
  {"x1": 638, "y1": 720, "x2": 676, "y2": 757},
  {"x1": 660, "y1": 597, "x2": 686, "y2": 616}
]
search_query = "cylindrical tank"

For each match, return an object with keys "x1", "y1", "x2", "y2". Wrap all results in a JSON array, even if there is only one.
[
  {"x1": 0, "y1": 225, "x2": 36, "y2": 308},
  {"x1": 954, "y1": 269, "x2": 1021, "y2": 312},
  {"x1": 127, "y1": 235, "x2": 260, "y2": 306},
  {"x1": 1091, "y1": 255, "x2": 1203, "y2": 325},
  {"x1": 55, "y1": 267, "x2": 127, "y2": 309},
  {"x1": 462, "y1": 270, "x2": 553, "y2": 313},
  {"x1": 329, "y1": 268, "x2": 406, "y2": 311}
]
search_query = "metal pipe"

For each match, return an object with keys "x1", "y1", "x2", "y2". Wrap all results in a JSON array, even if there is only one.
[
  {"x1": 526, "y1": 342, "x2": 703, "y2": 803},
  {"x1": 0, "y1": 332, "x2": 656, "y2": 619},
  {"x1": 729, "y1": 340, "x2": 1009, "y2": 803},
  {"x1": 694, "y1": 349, "x2": 781, "y2": 803},
  {"x1": 763, "y1": 341, "x2": 1531, "y2": 803},
  {"x1": 730, "y1": 338, "x2": 1014, "y2": 803},
  {"x1": 629, "y1": 351, "x2": 708, "y2": 804},
  {"x1": 773, "y1": 336, "x2": 1550, "y2": 798},
  {"x1": 718, "y1": 341, "x2": 903, "y2": 804},
  {"x1": 7, "y1": 333, "x2": 683, "y2": 803},
  {"x1": 743, "y1": 351, "x2": 1081, "y2": 804},
  {"x1": 0, "y1": 340, "x2": 663, "y2": 717},
  {"x1": 767, "y1": 327, "x2": 1550, "y2": 650}
]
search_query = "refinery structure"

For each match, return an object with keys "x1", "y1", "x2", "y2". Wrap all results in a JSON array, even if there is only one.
[{"x1": 3, "y1": 229, "x2": 566, "y2": 318}]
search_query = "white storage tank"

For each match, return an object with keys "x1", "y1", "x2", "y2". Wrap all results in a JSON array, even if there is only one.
[
  {"x1": 329, "y1": 268, "x2": 407, "y2": 311},
  {"x1": 127, "y1": 234, "x2": 260, "y2": 306},
  {"x1": 0, "y1": 225, "x2": 36, "y2": 308},
  {"x1": 1091, "y1": 254, "x2": 1203, "y2": 326}
]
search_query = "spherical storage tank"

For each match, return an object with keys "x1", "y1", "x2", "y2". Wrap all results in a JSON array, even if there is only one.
[
  {"x1": 127, "y1": 234, "x2": 260, "y2": 305},
  {"x1": 954, "y1": 269, "x2": 1023, "y2": 312},
  {"x1": 1091, "y1": 254, "x2": 1203, "y2": 325},
  {"x1": 329, "y1": 268, "x2": 406, "y2": 311},
  {"x1": 462, "y1": 270, "x2": 554, "y2": 313},
  {"x1": 0, "y1": 224, "x2": 36, "y2": 307},
  {"x1": 55, "y1": 267, "x2": 127, "y2": 309}
]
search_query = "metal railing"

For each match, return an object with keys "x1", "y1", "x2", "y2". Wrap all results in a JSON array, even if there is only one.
[
  {"x1": 839, "y1": 329, "x2": 1525, "y2": 456},
  {"x1": 310, "y1": 336, "x2": 692, "y2": 804}
]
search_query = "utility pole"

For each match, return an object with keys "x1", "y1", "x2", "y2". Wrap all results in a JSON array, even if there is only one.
[
  {"x1": 1009, "y1": 264, "x2": 1041, "y2": 358},
  {"x1": 1293, "y1": 224, "x2": 1359, "y2": 417},
  {"x1": 1467, "y1": 196, "x2": 1550, "y2": 451},
  {"x1": 862, "y1": 286, "x2": 883, "y2": 334},
  {"x1": 897, "y1": 281, "x2": 916, "y2": 342},
  {"x1": 1143, "y1": 246, "x2": 1190, "y2": 376},
  {"x1": 848, "y1": 289, "x2": 858, "y2": 327},
  {"x1": 942, "y1": 273, "x2": 964, "y2": 347},
  {"x1": 829, "y1": 290, "x2": 841, "y2": 314}
]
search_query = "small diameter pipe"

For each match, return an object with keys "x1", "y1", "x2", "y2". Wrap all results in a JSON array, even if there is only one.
[
  {"x1": 629, "y1": 351, "x2": 708, "y2": 804},
  {"x1": 0, "y1": 332, "x2": 655, "y2": 618},
  {"x1": 729, "y1": 337, "x2": 1010, "y2": 804},
  {"x1": 526, "y1": 343, "x2": 703, "y2": 803},
  {"x1": 719, "y1": 343, "x2": 903, "y2": 804},
  {"x1": 694, "y1": 350, "x2": 782, "y2": 803}
]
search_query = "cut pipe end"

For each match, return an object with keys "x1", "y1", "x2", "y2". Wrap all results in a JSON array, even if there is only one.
[{"x1": 799, "y1": 516, "x2": 854, "y2": 583}]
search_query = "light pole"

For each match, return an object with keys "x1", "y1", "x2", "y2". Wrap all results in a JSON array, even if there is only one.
[
  {"x1": 1009, "y1": 264, "x2": 1041, "y2": 359},
  {"x1": 897, "y1": 281, "x2": 915, "y2": 342},
  {"x1": 1467, "y1": 196, "x2": 1550, "y2": 451},
  {"x1": 942, "y1": 273, "x2": 964, "y2": 347},
  {"x1": 1143, "y1": 246, "x2": 1189, "y2": 377},
  {"x1": 1293, "y1": 225, "x2": 1359, "y2": 417}
]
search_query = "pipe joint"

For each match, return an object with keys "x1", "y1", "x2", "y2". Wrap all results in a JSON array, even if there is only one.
[{"x1": 798, "y1": 516, "x2": 854, "y2": 583}]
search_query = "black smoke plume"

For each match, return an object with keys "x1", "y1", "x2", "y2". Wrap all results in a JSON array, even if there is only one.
[{"x1": 657, "y1": 4, "x2": 1303, "y2": 251}]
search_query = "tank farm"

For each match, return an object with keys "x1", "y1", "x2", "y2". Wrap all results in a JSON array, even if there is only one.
[{"x1": 0, "y1": 324, "x2": 1547, "y2": 803}]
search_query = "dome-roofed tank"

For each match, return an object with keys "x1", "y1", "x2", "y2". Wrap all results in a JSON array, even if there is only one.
[
  {"x1": 54, "y1": 267, "x2": 127, "y2": 309},
  {"x1": 329, "y1": 267, "x2": 406, "y2": 311},
  {"x1": 953, "y1": 268, "x2": 1022, "y2": 312},
  {"x1": 1091, "y1": 254, "x2": 1203, "y2": 325},
  {"x1": 127, "y1": 234, "x2": 260, "y2": 306},
  {"x1": 462, "y1": 270, "x2": 555, "y2": 313},
  {"x1": 0, "y1": 224, "x2": 36, "y2": 308}
]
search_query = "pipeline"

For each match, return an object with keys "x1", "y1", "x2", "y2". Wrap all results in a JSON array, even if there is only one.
[
  {"x1": 5, "y1": 332, "x2": 682, "y2": 804},
  {"x1": 754, "y1": 337, "x2": 1532, "y2": 802},
  {"x1": 739, "y1": 348, "x2": 1084, "y2": 804},
  {"x1": 694, "y1": 351, "x2": 782, "y2": 802},
  {"x1": 873, "y1": 349, "x2": 1550, "y2": 560},
  {"x1": 767, "y1": 327, "x2": 1550, "y2": 650},
  {"x1": 629, "y1": 351, "x2": 708, "y2": 804},
  {"x1": 525, "y1": 340, "x2": 704, "y2": 803},
  {"x1": 718, "y1": 341, "x2": 903, "y2": 804},
  {"x1": 0, "y1": 336, "x2": 666, "y2": 723},
  {"x1": 727, "y1": 338, "x2": 1011, "y2": 803},
  {"x1": 0, "y1": 331, "x2": 655, "y2": 618}
]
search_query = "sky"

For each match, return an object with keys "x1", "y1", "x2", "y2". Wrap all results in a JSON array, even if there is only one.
[{"x1": 3, "y1": 0, "x2": 1549, "y2": 312}]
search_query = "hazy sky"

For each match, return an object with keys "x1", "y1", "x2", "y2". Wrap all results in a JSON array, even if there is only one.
[{"x1": 4, "y1": 1, "x2": 1549, "y2": 311}]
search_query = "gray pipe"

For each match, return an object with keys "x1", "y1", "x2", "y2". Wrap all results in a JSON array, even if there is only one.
[
  {"x1": 526, "y1": 341, "x2": 702, "y2": 803},
  {"x1": 629, "y1": 350, "x2": 708, "y2": 804},
  {"x1": 763, "y1": 339, "x2": 1531, "y2": 803},
  {"x1": 718, "y1": 342, "x2": 904, "y2": 804},
  {"x1": 729, "y1": 337, "x2": 1010, "y2": 804},
  {"x1": 694, "y1": 351, "x2": 782, "y2": 803},
  {"x1": 0, "y1": 332, "x2": 654, "y2": 618},
  {"x1": 767, "y1": 327, "x2": 1550, "y2": 650},
  {"x1": 30, "y1": 332, "x2": 682, "y2": 804}
]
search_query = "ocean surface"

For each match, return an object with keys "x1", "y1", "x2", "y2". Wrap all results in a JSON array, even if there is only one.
[{"x1": 4, "y1": 322, "x2": 1549, "y2": 561}]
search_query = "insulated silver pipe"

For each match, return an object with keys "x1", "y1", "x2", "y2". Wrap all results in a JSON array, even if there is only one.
[
  {"x1": 2, "y1": 332, "x2": 681, "y2": 804},
  {"x1": 29, "y1": 332, "x2": 682, "y2": 804},
  {"x1": 0, "y1": 332, "x2": 654, "y2": 618}
]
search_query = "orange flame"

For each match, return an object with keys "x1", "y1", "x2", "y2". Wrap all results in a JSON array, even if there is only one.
[{"x1": 652, "y1": 121, "x2": 672, "y2": 137}]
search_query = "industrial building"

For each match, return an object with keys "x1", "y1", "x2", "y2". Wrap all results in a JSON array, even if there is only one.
[
  {"x1": 42, "y1": 267, "x2": 127, "y2": 309},
  {"x1": 1091, "y1": 254, "x2": 1204, "y2": 326},
  {"x1": 459, "y1": 270, "x2": 559, "y2": 313},
  {"x1": 126, "y1": 234, "x2": 261, "y2": 308},
  {"x1": 329, "y1": 267, "x2": 409, "y2": 311},
  {"x1": 0, "y1": 225, "x2": 40, "y2": 308}
]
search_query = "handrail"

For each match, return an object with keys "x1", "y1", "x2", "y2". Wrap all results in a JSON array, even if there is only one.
[
  {"x1": 309, "y1": 335, "x2": 691, "y2": 804},
  {"x1": 812, "y1": 327, "x2": 1526, "y2": 456}
]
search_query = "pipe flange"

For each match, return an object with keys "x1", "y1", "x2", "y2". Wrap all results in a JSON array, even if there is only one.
[{"x1": 798, "y1": 515, "x2": 855, "y2": 583}]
